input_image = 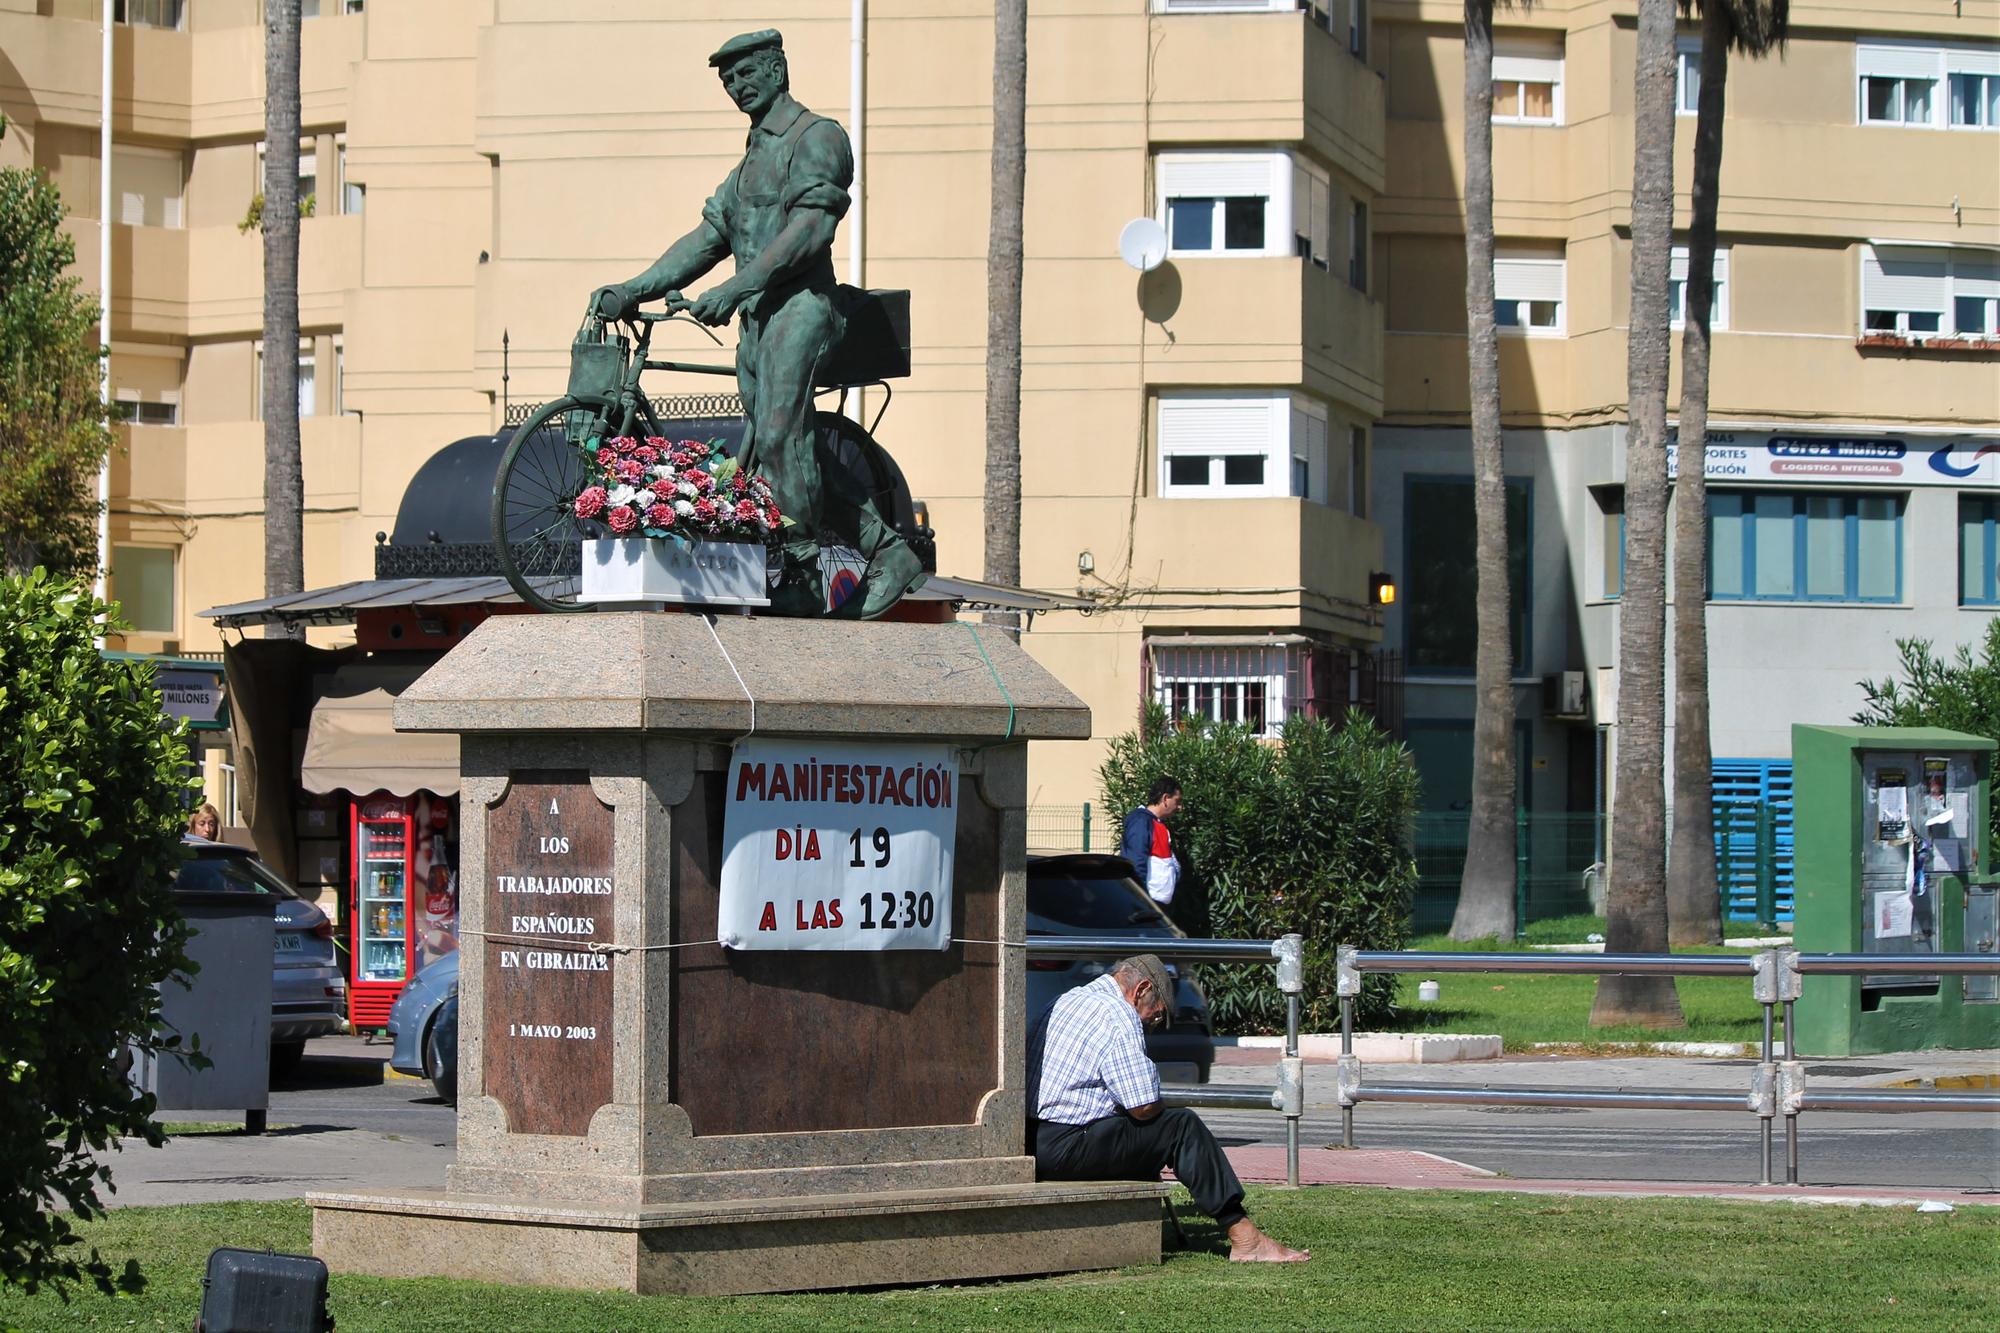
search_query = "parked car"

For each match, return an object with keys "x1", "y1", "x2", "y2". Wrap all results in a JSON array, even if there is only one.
[
  {"x1": 171, "y1": 837, "x2": 348, "y2": 1076},
  {"x1": 387, "y1": 949, "x2": 458, "y2": 1104},
  {"x1": 1026, "y1": 853, "x2": 1215, "y2": 1083},
  {"x1": 388, "y1": 853, "x2": 1216, "y2": 1105}
]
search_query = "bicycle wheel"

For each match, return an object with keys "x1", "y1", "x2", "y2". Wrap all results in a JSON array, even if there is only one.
[{"x1": 492, "y1": 395, "x2": 658, "y2": 613}]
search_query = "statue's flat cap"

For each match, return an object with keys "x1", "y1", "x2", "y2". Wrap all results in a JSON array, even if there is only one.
[{"x1": 709, "y1": 29, "x2": 783, "y2": 67}]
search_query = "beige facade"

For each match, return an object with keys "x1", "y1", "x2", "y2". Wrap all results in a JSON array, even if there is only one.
[{"x1": 3, "y1": 0, "x2": 1995, "y2": 819}]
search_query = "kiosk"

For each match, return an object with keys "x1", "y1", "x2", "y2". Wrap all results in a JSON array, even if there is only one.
[{"x1": 1792, "y1": 724, "x2": 2000, "y2": 1056}]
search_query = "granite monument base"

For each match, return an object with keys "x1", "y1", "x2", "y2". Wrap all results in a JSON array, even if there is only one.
[
  {"x1": 310, "y1": 1179, "x2": 1168, "y2": 1296},
  {"x1": 306, "y1": 614, "x2": 1150, "y2": 1296}
]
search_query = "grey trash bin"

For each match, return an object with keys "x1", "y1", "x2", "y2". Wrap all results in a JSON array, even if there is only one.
[{"x1": 131, "y1": 886, "x2": 275, "y2": 1133}]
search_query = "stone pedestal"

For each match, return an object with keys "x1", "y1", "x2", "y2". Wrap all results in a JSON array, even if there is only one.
[{"x1": 309, "y1": 615, "x2": 1166, "y2": 1295}]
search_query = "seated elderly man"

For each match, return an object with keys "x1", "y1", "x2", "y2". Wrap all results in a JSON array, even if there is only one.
[{"x1": 1027, "y1": 953, "x2": 1310, "y2": 1263}]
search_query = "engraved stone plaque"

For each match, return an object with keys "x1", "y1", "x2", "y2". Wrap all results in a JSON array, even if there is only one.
[{"x1": 483, "y1": 771, "x2": 615, "y2": 1136}]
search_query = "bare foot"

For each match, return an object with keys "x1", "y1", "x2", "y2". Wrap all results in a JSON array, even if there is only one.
[{"x1": 1226, "y1": 1220, "x2": 1311, "y2": 1263}]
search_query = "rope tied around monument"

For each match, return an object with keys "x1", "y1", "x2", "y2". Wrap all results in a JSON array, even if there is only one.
[
  {"x1": 702, "y1": 612, "x2": 757, "y2": 739},
  {"x1": 459, "y1": 928, "x2": 1032, "y2": 954},
  {"x1": 958, "y1": 619, "x2": 1016, "y2": 741}
]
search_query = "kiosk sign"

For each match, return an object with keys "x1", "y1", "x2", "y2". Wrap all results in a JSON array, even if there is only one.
[{"x1": 719, "y1": 738, "x2": 957, "y2": 951}]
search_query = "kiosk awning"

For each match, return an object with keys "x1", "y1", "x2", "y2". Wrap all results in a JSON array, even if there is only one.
[{"x1": 301, "y1": 661, "x2": 460, "y2": 797}]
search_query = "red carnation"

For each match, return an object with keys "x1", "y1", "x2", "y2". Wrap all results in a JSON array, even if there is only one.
[
  {"x1": 610, "y1": 436, "x2": 639, "y2": 454},
  {"x1": 645, "y1": 436, "x2": 669, "y2": 449},
  {"x1": 645, "y1": 502, "x2": 676, "y2": 528},
  {"x1": 633, "y1": 444, "x2": 659, "y2": 465},
  {"x1": 595, "y1": 447, "x2": 616, "y2": 468},
  {"x1": 573, "y1": 485, "x2": 607, "y2": 519},
  {"x1": 734, "y1": 498, "x2": 760, "y2": 521},
  {"x1": 614, "y1": 457, "x2": 645, "y2": 484},
  {"x1": 765, "y1": 503, "x2": 782, "y2": 527},
  {"x1": 605, "y1": 504, "x2": 640, "y2": 534},
  {"x1": 692, "y1": 497, "x2": 718, "y2": 523}
]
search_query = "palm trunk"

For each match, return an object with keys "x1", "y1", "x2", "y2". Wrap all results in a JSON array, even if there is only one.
[
  {"x1": 982, "y1": 0, "x2": 1027, "y2": 635},
  {"x1": 1667, "y1": 2, "x2": 1731, "y2": 947},
  {"x1": 262, "y1": 0, "x2": 304, "y2": 642},
  {"x1": 1594, "y1": 0, "x2": 1685, "y2": 1027},
  {"x1": 1451, "y1": 0, "x2": 1517, "y2": 942}
]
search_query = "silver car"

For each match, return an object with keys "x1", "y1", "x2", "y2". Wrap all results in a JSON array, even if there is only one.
[{"x1": 172, "y1": 838, "x2": 348, "y2": 1075}]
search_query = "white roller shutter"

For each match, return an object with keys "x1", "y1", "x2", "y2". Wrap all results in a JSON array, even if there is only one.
[
  {"x1": 1158, "y1": 154, "x2": 1281, "y2": 199},
  {"x1": 1159, "y1": 395, "x2": 1283, "y2": 454},
  {"x1": 1945, "y1": 45, "x2": 2000, "y2": 76},
  {"x1": 1492, "y1": 45, "x2": 1563, "y2": 84},
  {"x1": 1494, "y1": 256, "x2": 1567, "y2": 303},
  {"x1": 1954, "y1": 260, "x2": 2000, "y2": 300},
  {"x1": 1863, "y1": 247, "x2": 1949, "y2": 312},
  {"x1": 1857, "y1": 44, "x2": 1944, "y2": 80}
]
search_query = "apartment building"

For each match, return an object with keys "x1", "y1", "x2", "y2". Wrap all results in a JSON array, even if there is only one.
[
  {"x1": 1367, "y1": 0, "x2": 2000, "y2": 817},
  {"x1": 0, "y1": 0, "x2": 1391, "y2": 811}
]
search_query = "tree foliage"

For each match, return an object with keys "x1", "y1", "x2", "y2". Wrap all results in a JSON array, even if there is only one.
[
  {"x1": 0, "y1": 571, "x2": 196, "y2": 1296},
  {"x1": 0, "y1": 122, "x2": 113, "y2": 579},
  {"x1": 1100, "y1": 707, "x2": 1419, "y2": 1031},
  {"x1": 1856, "y1": 620, "x2": 2000, "y2": 849}
]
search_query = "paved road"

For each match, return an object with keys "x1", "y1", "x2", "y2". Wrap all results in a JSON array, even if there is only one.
[
  {"x1": 106, "y1": 1037, "x2": 1997, "y2": 1206},
  {"x1": 1206, "y1": 1050, "x2": 2000, "y2": 1192}
]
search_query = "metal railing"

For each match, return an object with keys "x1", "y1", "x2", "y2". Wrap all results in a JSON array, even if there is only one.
[
  {"x1": 1334, "y1": 946, "x2": 2000, "y2": 1186},
  {"x1": 1026, "y1": 933, "x2": 1306, "y2": 1186}
]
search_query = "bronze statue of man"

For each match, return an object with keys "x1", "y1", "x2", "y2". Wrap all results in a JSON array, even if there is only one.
[{"x1": 592, "y1": 29, "x2": 922, "y2": 618}]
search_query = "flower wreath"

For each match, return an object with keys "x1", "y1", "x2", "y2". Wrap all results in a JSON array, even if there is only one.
[{"x1": 572, "y1": 436, "x2": 782, "y2": 542}]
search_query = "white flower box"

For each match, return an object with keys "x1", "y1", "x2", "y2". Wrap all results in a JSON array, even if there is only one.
[{"x1": 581, "y1": 537, "x2": 771, "y2": 609}]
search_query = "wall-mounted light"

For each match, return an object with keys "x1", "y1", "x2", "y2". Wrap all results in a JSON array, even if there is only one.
[
  {"x1": 1078, "y1": 550, "x2": 1095, "y2": 575},
  {"x1": 1369, "y1": 571, "x2": 1397, "y2": 606}
]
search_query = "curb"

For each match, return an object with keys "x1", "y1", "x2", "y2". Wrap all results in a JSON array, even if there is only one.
[{"x1": 1223, "y1": 1033, "x2": 1503, "y2": 1062}]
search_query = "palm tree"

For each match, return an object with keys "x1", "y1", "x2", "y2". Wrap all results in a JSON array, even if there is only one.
[
  {"x1": 262, "y1": 0, "x2": 304, "y2": 642},
  {"x1": 1450, "y1": 0, "x2": 1517, "y2": 942},
  {"x1": 983, "y1": 0, "x2": 1027, "y2": 632},
  {"x1": 1667, "y1": 1, "x2": 1790, "y2": 946},
  {"x1": 1594, "y1": 0, "x2": 1685, "y2": 1027}
]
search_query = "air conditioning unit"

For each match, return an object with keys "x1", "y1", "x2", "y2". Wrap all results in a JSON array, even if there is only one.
[{"x1": 1543, "y1": 671, "x2": 1589, "y2": 719}]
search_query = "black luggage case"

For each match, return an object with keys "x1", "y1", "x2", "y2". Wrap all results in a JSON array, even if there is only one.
[{"x1": 196, "y1": 1247, "x2": 333, "y2": 1332}]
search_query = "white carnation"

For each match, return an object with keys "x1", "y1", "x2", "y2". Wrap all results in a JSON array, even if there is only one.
[
  {"x1": 607, "y1": 484, "x2": 637, "y2": 507},
  {"x1": 676, "y1": 480, "x2": 697, "y2": 498},
  {"x1": 673, "y1": 499, "x2": 695, "y2": 517},
  {"x1": 633, "y1": 489, "x2": 656, "y2": 509}
]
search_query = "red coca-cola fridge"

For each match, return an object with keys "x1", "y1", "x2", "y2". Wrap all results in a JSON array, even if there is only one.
[{"x1": 348, "y1": 792, "x2": 460, "y2": 1031}]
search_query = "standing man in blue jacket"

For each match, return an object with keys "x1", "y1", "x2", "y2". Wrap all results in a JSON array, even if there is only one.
[{"x1": 1119, "y1": 777, "x2": 1182, "y2": 907}]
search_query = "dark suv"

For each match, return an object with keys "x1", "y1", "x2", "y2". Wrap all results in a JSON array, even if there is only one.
[{"x1": 1026, "y1": 853, "x2": 1215, "y2": 1083}]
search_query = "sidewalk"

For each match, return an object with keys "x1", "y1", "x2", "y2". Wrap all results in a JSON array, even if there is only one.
[{"x1": 1211, "y1": 1145, "x2": 1997, "y2": 1208}]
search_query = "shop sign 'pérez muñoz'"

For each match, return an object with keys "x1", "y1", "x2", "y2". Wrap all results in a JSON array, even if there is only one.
[
  {"x1": 718, "y1": 738, "x2": 957, "y2": 951},
  {"x1": 482, "y1": 770, "x2": 614, "y2": 1136}
]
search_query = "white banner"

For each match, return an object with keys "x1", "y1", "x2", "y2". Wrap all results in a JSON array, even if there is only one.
[
  {"x1": 718, "y1": 738, "x2": 958, "y2": 951},
  {"x1": 1667, "y1": 430, "x2": 2000, "y2": 487}
]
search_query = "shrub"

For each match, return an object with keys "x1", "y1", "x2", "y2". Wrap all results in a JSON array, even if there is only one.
[
  {"x1": 1856, "y1": 620, "x2": 2000, "y2": 851},
  {"x1": 1100, "y1": 706, "x2": 1419, "y2": 1031},
  {"x1": 0, "y1": 571, "x2": 196, "y2": 1295}
]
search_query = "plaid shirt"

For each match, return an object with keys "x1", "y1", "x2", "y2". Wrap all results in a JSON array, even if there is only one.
[{"x1": 1028, "y1": 973, "x2": 1161, "y2": 1125}]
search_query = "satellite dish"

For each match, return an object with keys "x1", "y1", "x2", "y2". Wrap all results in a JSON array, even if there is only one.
[{"x1": 1118, "y1": 217, "x2": 1168, "y2": 272}]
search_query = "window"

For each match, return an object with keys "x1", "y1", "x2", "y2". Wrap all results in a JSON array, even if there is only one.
[
  {"x1": 254, "y1": 340, "x2": 318, "y2": 420},
  {"x1": 1862, "y1": 245, "x2": 2000, "y2": 340},
  {"x1": 1405, "y1": 475, "x2": 1530, "y2": 673},
  {"x1": 1157, "y1": 153, "x2": 1290, "y2": 257},
  {"x1": 1708, "y1": 491, "x2": 1902, "y2": 603},
  {"x1": 1346, "y1": 424, "x2": 1367, "y2": 516},
  {"x1": 1348, "y1": 0, "x2": 1367, "y2": 61},
  {"x1": 1492, "y1": 42, "x2": 1563, "y2": 125},
  {"x1": 117, "y1": 395, "x2": 179, "y2": 427},
  {"x1": 116, "y1": 0, "x2": 184, "y2": 29},
  {"x1": 113, "y1": 146, "x2": 183, "y2": 228},
  {"x1": 1858, "y1": 43, "x2": 2000, "y2": 130},
  {"x1": 1292, "y1": 162, "x2": 1331, "y2": 269},
  {"x1": 111, "y1": 545, "x2": 176, "y2": 634},
  {"x1": 1676, "y1": 39, "x2": 1701, "y2": 115},
  {"x1": 1964, "y1": 496, "x2": 2000, "y2": 606},
  {"x1": 1158, "y1": 392, "x2": 1327, "y2": 500},
  {"x1": 1598, "y1": 489, "x2": 1625, "y2": 599},
  {"x1": 1493, "y1": 250, "x2": 1565, "y2": 333},
  {"x1": 1669, "y1": 245, "x2": 1729, "y2": 329},
  {"x1": 1348, "y1": 198, "x2": 1369, "y2": 291},
  {"x1": 302, "y1": 1, "x2": 368, "y2": 15},
  {"x1": 339, "y1": 142, "x2": 365, "y2": 216},
  {"x1": 1149, "y1": 641, "x2": 1310, "y2": 739}
]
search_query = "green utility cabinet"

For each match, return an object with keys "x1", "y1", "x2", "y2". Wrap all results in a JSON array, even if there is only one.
[{"x1": 1792, "y1": 725, "x2": 1999, "y2": 1057}]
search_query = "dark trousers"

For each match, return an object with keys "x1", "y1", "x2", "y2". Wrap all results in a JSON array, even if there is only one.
[{"x1": 1031, "y1": 1109, "x2": 1246, "y2": 1230}]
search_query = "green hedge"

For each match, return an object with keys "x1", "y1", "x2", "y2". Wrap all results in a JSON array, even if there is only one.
[
  {"x1": 1100, "y1": 707, "x2": 1418, "y2": 1032},
  {"x1": 0, "y1": 571, "x2": 195, "y2": 1295}
]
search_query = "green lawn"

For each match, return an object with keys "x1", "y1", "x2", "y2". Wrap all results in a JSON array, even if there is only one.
[
  {"x1": 3, "y1": 1192, "x2": 1990, "y2": 1331},
  {"x1": 1373, "y1": 927, "x2": 1775, "y2": 1049}
]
